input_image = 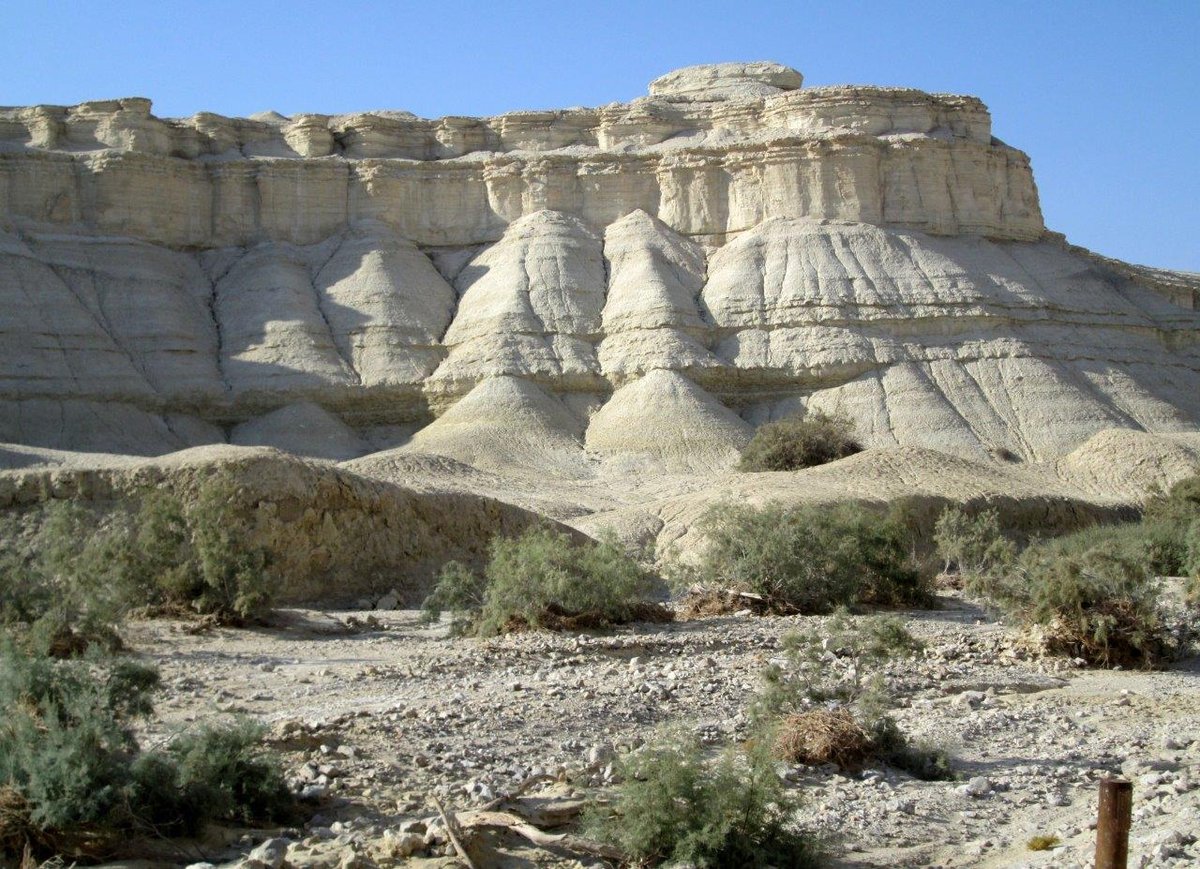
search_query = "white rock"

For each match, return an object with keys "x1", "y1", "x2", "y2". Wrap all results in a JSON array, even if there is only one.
[
  {"x1": 247, "y1": 838, "x2": 290, "y2": 869},
  {"x1": 0, "y1": 64, "x2": 1196, "y2": 544},
  {"x1": 965, "y1": 776, "x2": 992, "y2": 798}
]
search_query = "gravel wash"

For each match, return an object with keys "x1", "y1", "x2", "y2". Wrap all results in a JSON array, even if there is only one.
[{"x1": 121, "y1": 595, "x2": 1200, "y2": 869}]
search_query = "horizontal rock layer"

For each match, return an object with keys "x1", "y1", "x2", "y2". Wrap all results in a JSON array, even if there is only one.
[
  {"x1": 0, "y1": 72, "x2": 1041, "y2": 248},
  {"x1": 0, "y1": 65, "x2": 1196, "y2": 471},
  {"x1": 1, "y1": 209, "x2": 1197, "y2": 464}
]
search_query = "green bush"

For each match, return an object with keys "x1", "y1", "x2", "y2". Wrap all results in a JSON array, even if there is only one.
[
  {"x1": 1186, "y1": 520, "x2": 1200, "y2": 605},
  {"x1": 1143, "y1": 474, "x2": 1200, "y2": 575},
  {"x1": 755, "y1": 610, "x2": 923, "y2": 718},
  {"x1": 0, "y1": 502, "x2": 132, "y2": 655},
  {"x1": 0, "y1": 475, "x2": 272, "y2": 635},
  {"x1": 754, "y1": 610, "x2": 955, "y2": 781},
  {"x1": 422, "y1": 527, "x2": 666, "y2": 636},
  {"x1": 865, "y1": 716, "x2": 956, "y2": 782},
  {"x1": 933, "y1": 507, "x2": 1016, "y2": 579},
  {"x1": 738, "y1": 410, "x2": 862, "y2": 472},
  {"x1": 116, "y1": 475, "x2": 271, "y2": 622},
  {"x1": 584, "y1": 731, "x2": 820, "y2": 868},
  {"x1": 698, "y1": 502, "x2": 932, "y2": 613},
  {"x1": 159, "y1": 719, "x2": 294, "y2": 827},
  {"x1": 973, "y1": 533, "x2": 1166, "y2": 667},
  {"x1": 182, "y1": 477, "x2": 271, "y2": 621},
  {"x1": 0, "y1": 641, "x2": 292, "y2": 858}
]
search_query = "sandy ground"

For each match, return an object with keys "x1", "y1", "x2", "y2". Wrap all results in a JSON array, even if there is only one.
[{"x1": 117, "y1": 595, "x2": 1200, "y2": 869}]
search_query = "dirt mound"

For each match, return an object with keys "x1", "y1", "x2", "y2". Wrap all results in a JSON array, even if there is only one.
[
  {"x1": 231, "y1": 401, "x2": 369, "y2": 460},
  {"x1": 1051, "y1": 429, "x2": 1200, "y2": 502},
  {"x1": 572, "y1": 445, "x2": 1132, "y2": 558},
  {"x1": 0, "y1": 444, "x2": 552, "y2": 604}
]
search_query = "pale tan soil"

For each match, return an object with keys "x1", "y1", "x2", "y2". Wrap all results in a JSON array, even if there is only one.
[{"x1": 116, "y1": 595, "x2": 1200, "y2": 869}]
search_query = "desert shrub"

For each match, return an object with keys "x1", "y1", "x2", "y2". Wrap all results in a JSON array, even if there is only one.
[
  {"x1": 755, "y1": 610, "x2": 955, "y2": 780},
  {"x1": 422, "y1": 527, "x2": 667, "y2": 636},
  {"x1": 738, "y1": 410, "x2": 862, "y2": 472},
  {"x1": 864, "y1": 715, "x2": 956, "y2": 781},
  {"x1": 1142, "y1": 474, "x2": 1200, "y2": 575},
  {"x1": 0, "y1": 642, "x2": 158, "y2": 849},
  {"x1": 883, "y1": 496, "x2": 953, "y2": 577},
  {"x1": 182, "y1": 476, "x2": 271, "y2": 621},
  {"x1": 584, "y1": 731, "x2": 820, "y2": 868},
  {"x1": 0, "y1": 641, "x2": 292, "y2": 858},
  {"x1": 0, "y1": 503, "x2": 132, "y2": 654},
  {"x1": 772, "y1": 709, "x2": 872, "y2": 768},
  {"x1": 933, "y1": 507, "x2": 1017, "y2": 579},
  {"x1": 974, "y1": 534, "x2": 1166, "y2": 667},
  {"x1": 1186, "y1": 520, "x2": 1200, "y2": 605},
  {"x1": 0, "y1": 475, "x2": 272, "y2": 632},
  {"x1": 160, "y1": 719, "x2": 293, "y2": 827},
  {"x1": 113, "y1": 475, "x2": 271, "y2": 622},
  {"x1": 420, "y1": 561, "x2": 487, "y2": 636},
  {"x1": 698, "y1": 502, "x2": 931, "y2": 613},
  {"x1": 756, "y1": 610, "x2": 921, "y2": 718}
]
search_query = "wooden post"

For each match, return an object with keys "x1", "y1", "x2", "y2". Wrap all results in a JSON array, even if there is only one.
[{"x1": 1095, "y1": 778, "x2": 1133, "y2": 869}]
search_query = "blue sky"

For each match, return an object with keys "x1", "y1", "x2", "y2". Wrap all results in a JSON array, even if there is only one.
[{"x1": 5, "y1": 1, "x2": 1197, "y2": 271}]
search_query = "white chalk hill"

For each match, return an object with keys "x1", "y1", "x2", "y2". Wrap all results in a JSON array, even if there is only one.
[
  {"x1": 231, "y1": 402, "x2": 368, "y2": 461},
  {"x1": 406, "y1": 375, "x2": 590, "y2": 476},
  {"x1": 586, "y1": 370, "x2": 753, "y2": 474}
]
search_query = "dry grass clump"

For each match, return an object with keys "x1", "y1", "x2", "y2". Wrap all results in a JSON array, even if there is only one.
[
  {"x1": 772, "y1": 710, "x2": 873, "y2": 769},
  {"x1": 1026, "y1": 834, "x2": 1061, "y2": 851},
  {"x1": 753, "y1": 611, "x2": 956, "y2": 780},
  {"x1": 0, "y1": 787, "x2": 32, "y2": 857},
  {"x1": 676, "y1": 588, "x2": 771, "y2": 619}
]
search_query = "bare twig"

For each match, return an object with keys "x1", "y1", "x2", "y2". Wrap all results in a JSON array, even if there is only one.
[
  {"x1": 431, "y1": 796, "x2": 479, "y2": 869},
  {"x1": 480, "y1": 760, "x2": 604, "y2": 813},
  {"x1": 479, "y1": 773, "x2": 558, "y2": 812}
]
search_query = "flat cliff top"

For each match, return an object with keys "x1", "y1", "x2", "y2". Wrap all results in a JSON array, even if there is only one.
[{"x1": 0, "y1": 62, "x2": 998, "y2": 164}]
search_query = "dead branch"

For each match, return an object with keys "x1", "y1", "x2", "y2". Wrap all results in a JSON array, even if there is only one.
[
  {"x1": 431, "y1": 797, "x2": 479, "y2": 869},
  {"x1": 456, "y1": 810, "x2": 623, "y2": 861}
]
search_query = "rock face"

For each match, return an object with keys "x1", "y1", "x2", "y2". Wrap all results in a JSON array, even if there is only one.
[{"x1": 0, "y1": 62, "x2": 1197, "y2": 466}]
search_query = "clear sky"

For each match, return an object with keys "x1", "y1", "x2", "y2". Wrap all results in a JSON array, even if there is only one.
[{"x1": 5, "y1": 0, "x2": 1197, "y2": 271}]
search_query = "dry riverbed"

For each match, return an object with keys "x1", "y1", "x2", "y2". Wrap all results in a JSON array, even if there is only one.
[{"x1": 121, "y1": 595, "x2": 1200, "y2": 869}]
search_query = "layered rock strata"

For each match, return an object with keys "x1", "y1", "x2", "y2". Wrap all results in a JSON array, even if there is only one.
[{"x1": 0, "y1": 62, "x2": 1197, "y2": 466}]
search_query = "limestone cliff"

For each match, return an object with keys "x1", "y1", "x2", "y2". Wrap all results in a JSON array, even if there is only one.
[{"x1": 0, "y1": 62, "x2": 1197, "y2": 466}]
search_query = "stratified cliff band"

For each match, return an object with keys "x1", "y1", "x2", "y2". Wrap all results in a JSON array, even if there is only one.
[{"x1": 1, "y1": 62, "x2": 1197, "y2": 464}]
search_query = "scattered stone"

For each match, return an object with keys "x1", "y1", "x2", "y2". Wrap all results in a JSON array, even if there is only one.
[{"x1": 246, "y1": 838, "x2": 290, "y2": 869}]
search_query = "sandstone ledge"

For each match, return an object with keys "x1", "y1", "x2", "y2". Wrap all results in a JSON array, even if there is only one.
[{"x1": 0, "y1": 64, "x2": 1040, "y2": 248}]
